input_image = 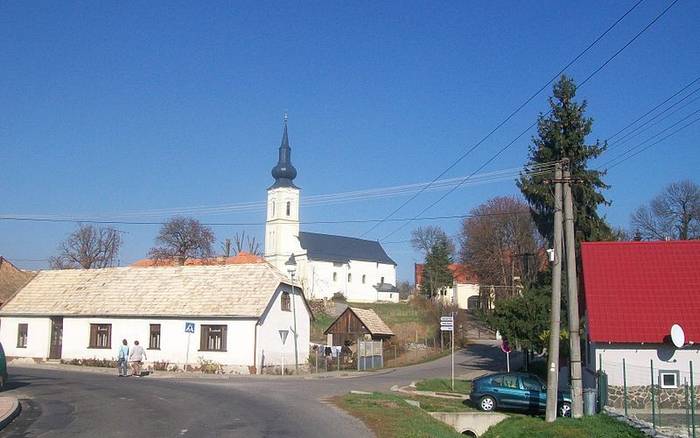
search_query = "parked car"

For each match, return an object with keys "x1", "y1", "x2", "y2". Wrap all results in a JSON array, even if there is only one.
[
  {"x1": 470, "y1": 372, "x2": 571, "y2": 417},
  {"x1": 0, "y1": 342, "x2": 7, "y2": 390}
]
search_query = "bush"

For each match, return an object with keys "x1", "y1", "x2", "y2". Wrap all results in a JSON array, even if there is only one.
[
  {"x1": 151, "y1": 361, "x2": 171, "y2": 371},
  {"x1": 198, "y1": 357, "x2": 224, "y2": 374},
  {"x1": 61, "y1": 357, "x2": 117, "y2": 368},
  {"x1": 332, "y1": 292, "x2": 347, "y2": 303}
]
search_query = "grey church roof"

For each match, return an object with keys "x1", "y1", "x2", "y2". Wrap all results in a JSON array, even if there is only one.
[{"x1": 298, "y1": 232, "x2": 396, "y2": 265}]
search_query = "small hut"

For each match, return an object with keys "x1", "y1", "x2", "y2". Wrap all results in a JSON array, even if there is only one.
[{"x1": 324, "y1": 307, "x2": 394, "y2": 346}]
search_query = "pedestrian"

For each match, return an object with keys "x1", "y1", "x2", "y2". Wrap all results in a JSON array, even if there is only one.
[
  {"x1": 130, "y1": 340, "x2": 147, "y2": 377},
  {"x1": 117, "y1": 339, "x2": 129, "y2": 377}
]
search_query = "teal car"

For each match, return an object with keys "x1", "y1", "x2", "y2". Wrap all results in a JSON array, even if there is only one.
[
  {"x1": 470, "y1": 372, "x2": 571, "y2": 417},
  {"x1": 0, "y1": 342, "x2": 7, "y2": 390}
]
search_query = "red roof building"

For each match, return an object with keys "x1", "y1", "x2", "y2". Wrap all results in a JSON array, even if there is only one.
[{"x1": 582, "y1": 240, "x2": 700, "y2": 344}]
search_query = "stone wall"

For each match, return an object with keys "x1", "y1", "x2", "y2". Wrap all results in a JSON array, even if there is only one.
[
  {"x1": 308, "y1": 299, "x2": 336, "y2": 316},
  {"x1": 608, "y1": 385, "x2": 700, "y2": 409}
]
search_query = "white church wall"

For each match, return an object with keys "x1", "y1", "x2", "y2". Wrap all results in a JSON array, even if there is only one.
[{"x1": 296, "y1": 259, "x2": 398, "y2": 303}]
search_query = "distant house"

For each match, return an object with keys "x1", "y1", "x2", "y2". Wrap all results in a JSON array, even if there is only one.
[
  {"x1": 414, "y1": 263, "x2": 482, "y2": 309},
  {"x1": 324, "y1": 307, "x2": 394, "y2": 346},
  {"x1": 0, "y1": 263, "x2": 311, "y2": 374},
  {"x1": 0, "y1": 256, "x2": 35, "y2": 306},
  {"x1": 582, "y1": 241, "x2": 700, "y2": 395}
]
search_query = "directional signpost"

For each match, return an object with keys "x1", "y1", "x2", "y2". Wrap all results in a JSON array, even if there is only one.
[
  {"x1": 441, "y1": 315, "x2": 455, "y2": 390},
  {"x1": 279, "y1": 330, "x2": 289, "y2": 376}
]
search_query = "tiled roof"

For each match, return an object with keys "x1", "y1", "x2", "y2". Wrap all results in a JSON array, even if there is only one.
[
  {"x1": 414, "y1": 263, "x2": 478, "y2": 286},
  {"x1": 0, "y1": 263, "x2": 292, "y2": 318},
  {"x1": 581, "y1": 240, "x2": 700, "y2": 344},
  {"x1": 349, "y1": 307, "x2": 394, "y2": 336},
  {"x1": 298, "y1": 232, "x2": 396, "y2": 265}
]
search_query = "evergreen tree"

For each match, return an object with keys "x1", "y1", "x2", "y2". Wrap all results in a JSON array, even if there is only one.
[
  {"x1": 518, "y1": 75, "x2": 613, "y2": 243},
  {"x1": 420, "y1": 239, "x2": 453, "y2": 298}
]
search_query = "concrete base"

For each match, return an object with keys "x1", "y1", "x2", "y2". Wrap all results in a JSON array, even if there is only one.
[{"x1": 430, "y1": 411, "x2": 508, "y2": 437}]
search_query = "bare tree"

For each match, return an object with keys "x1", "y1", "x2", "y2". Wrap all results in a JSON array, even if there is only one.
[
  {"x1": 410, "y1": 225, "x2": 455, "y2": 257},
  {"x1": 631, "y1": 180, "x2": 700, "y2": 240},
  {"x1": 460, "y1": 196, "x2": 543, "y2": 294},
  {"x1": 49, "y1": 224, "x2": 122, "y2": 269},
  {"x1": 149, "y1": 216, "x2": 215, "y2": 262},
  {"x1": 222, "y1": 232, "x2": 262, "y2": 256}
]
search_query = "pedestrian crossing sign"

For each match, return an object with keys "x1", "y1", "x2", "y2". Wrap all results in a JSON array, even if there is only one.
[{"x1": 185, "y1": 322, "x2": 195, "y2": 333}]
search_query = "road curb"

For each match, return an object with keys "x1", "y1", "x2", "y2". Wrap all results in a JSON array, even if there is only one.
[{"x1": 0, "y1": 397, "x2": 21, "y2": 431}]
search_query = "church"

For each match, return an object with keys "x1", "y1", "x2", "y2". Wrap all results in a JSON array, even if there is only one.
[{"x1": 264, "y1": 119, "x2": 399, "y2": 303}]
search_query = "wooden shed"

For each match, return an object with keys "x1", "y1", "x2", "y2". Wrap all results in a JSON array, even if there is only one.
[{"x1": 324, "y1": 307, "x2": 394, "y2": 346}]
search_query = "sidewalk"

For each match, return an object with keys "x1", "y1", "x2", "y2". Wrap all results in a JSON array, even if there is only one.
[{"x1": 0, "y1": 396, "x2": 21, "y2": 430}]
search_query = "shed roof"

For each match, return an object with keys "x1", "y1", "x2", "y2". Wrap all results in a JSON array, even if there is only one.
[
  {"x1": 581, "y1": 240, "x2": 700, "y2": 344},
  {"x1": 298, "y1": 232, "x2": 396, "y2": 265},
  {"x1": 324, "y1": 307, "x2": 394, "y2": 337},
  {"x1": 0, "y1": 263, "x2": 295, "y2": 318}
]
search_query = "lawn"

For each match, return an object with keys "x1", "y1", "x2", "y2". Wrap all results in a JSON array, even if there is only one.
[
  {"x1": 349, "y1": 302, "x2": 434, "y2": 325},
  {"x1": 400, "y1": 394, "x2": 475, "y2": 413},
  {"x1": 332, "y1": 392, "x2": 463, "y2": 438},
  {"x1": 480, "y1": 414, "x2": 647, "y2": 438},
  {"x1": 415, "y1": 378, "x2": 472, "y2": 395},
  {"x1": 310, "y1": 310, "x2": 335, "y2": 343}
]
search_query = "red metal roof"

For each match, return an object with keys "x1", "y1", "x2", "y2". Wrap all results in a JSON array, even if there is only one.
[
  {"x1": 414, "y1": 263, "x2": 478, "y2": 286},
  {"x1": 581, "y1": 240, "x2": 700, "y2": 344}
]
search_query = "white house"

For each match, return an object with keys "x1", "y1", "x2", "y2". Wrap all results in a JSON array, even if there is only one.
[
  {"x1": 0, "y1": 262, "x2": 311, "y2": 374},
  {"x1": 582, "y1": 241, "x2": 700, "y2": 407},
  {"x1": 414, "y1": 263, "x2": 482, "y2": 309},
  {"x1": 264, "y1": 118, "x2": 398, "y2": 303}
]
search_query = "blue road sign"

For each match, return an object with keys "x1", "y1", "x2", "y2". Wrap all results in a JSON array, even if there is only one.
[{"x1": 185, "y1": 322, "x2": 195, "y2": 333}]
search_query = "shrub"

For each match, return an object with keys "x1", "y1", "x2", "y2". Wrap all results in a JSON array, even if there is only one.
[
  {"x1": 198, "y1": 357, "x2": 224, "y2": 374},
  {"x1": 151, "y1": 361, "x2": 171, "y2": 371},
  {"x1": 61, "y1": 357, "x2": 117, "y2": 368},
  {"x1": 332, "y1": 292, "x2": 347, "y2": 303}
]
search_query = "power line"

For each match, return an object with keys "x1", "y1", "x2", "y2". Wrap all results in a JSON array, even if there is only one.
[
  {"x1": 357, "y1": 0, "x2": 646, "y2": 239},
  {"x1": 377, "y1": 0, "x2": 680, "y2": 241}
]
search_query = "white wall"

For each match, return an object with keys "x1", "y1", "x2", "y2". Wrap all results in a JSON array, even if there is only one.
[
  {"x1": 298, "y1": 259, "x2": 397, "y2": 303},
  {"x1": 455, "y1": 283, "x2": 480, "y2": 309},
  {"x1": 0, "y1": 316, "x2": 52, "y2": 358},
  {"x1": 256, "y1": 284, "x2": 311, "y2": 372},
  {"x1": 589, "y1": 342, "x2": 700, "y2": 386},
  {"x1": 265, "y1": 186, "x2": 303, "y2": 273}
]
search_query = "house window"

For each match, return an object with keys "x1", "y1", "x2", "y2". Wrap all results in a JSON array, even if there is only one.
[
  {"x1": 333, "y1": 272, "x2": 337, "y2": 282},
  {"x1": 362, "y1": 274, "x2": 366, "y2": 284},
  {"x1": 200, "y1": 325, "x2": 227, "y2": 351},
  {"x1": 348, "y1": 273, "x2": 352, "y2": 282},
  {"x1": 659, "y1": 370, "x2": 679, "y2": 388},
  {"x1": 17, "y1": 323, "x2": 28, "y2": 348},
  {"x1": 89, "y1": 324, "x2": 112, "y2": 349},
  {"x1": 286, "y1": 201, "x2": 291, "y2": 216},
  {"x1": 281, "y1": 291, "x2": 291, "y2": 312},
  {"x1": 389, "y1": 293, "x2": 393, "y2": 299},
  {"x1": 149, "y1": 324, "x2": 161, "y2": 350}
]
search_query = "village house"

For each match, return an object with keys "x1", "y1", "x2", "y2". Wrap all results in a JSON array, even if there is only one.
[
  {"x1": 264, "y1": 118, "x2": 398, "y2": 303},
  {"x1": 0, "y1": 262, "x2": 311, "y2": 374},
  {"x1": 414, "y1": 263, "x2": 482, "y2": 309},
  {"x1": 582, "y1": 240, "x2": 700, "y2": 408}
]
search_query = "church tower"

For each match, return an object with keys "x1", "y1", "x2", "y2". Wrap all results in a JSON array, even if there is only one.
[{"x1": 265, "y1": 115, "x2": 302, "y2": 273}]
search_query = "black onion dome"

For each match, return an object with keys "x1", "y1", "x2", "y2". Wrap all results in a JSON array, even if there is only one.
[{"x1": 270, "y1": 120, "x2": 298, "y2": 189}]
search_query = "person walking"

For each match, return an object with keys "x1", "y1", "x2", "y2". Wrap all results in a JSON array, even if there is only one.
[
  {"x1": 130, "y1": 340, "x2": 147, "y2": 377},
  {"x1": 117, "y1": 339, "x2": 129, "y2": 377}
]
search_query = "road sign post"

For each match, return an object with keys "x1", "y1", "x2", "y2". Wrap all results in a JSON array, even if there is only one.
[
  {"x1": 501, "y1": 339, "x2": 512, "y2": 372},
  {"x1": 185, "y1": 322, "x2": 195, "y2": 371},
  {"x1": 441, "y1": 315, "x2": 455, "y2": 390},
  {"x1": 279, "y1": 330, "x2": 289, "y2": 376}
]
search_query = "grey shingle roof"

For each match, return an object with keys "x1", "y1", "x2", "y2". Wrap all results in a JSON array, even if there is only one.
[
  {"x1": 298, "y1": 232, "x2": 396, "y2": 265},
  {"x1": 0, "y1": 263, "x2": 293, "y2": 318}
]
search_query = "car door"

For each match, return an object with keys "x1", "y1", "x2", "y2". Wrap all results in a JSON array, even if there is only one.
[
  {"x1": 521, "y1": 375, "x2": 546, "y2": 412},
  {"x1": 496, "y1": 374, "x2": 527, "y2": 409}
]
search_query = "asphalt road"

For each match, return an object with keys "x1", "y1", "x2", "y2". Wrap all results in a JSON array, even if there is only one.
[{"x1": 2, "y1": 341, "x2": 512, "y2": 437}]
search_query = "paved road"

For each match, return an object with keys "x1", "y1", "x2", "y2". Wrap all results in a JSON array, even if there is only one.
[{"x1": 3, "y1": 341, "x2": 513, "y2": 437}]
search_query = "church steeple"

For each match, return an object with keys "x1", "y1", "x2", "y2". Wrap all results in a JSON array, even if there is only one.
[{"x1": 270, "y1": 113, "x2": 298, "y2": 189}]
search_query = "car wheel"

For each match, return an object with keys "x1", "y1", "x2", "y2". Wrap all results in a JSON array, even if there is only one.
[
  {"x1": 559, "y1": 402, "x2": 571, "y2": 417},
  {"x1": 479, "y1": 395, "x2": 496, "y2": 412}
]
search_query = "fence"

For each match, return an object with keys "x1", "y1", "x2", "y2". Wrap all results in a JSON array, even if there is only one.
[{"x1": 599, "y1": 357, "x2": 698, "y2": 437}]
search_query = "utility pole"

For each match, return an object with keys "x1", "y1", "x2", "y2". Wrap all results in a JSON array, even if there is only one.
[
  {"x1": 563, "y1": 158, "x2": 583, "y2": 418},
  {"x1": 545, "y1": 161, "x2": 564, "y2": 422}
]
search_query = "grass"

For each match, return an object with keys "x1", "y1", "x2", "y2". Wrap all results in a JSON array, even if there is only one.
[
  {"x1": 399, "y1": 394, "x2": 475, "y2": 413},
  {"x1": 332, "y1": 392, "x2": 463, "y2": 438},
  {"x1": 480, "y1": 414, "x2": 647, "y2": 438},
  {"x1": 349, "y1": 302, "x2": 434, "y2": 325},
  {"x1": 310, "y1": 311, "x2": 336, "y2": 343},
  {"x1": 415, "y1": 378, "x2": 472, "y2": 395}
]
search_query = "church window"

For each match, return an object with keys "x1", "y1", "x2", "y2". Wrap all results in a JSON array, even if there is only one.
[
  {"x1": 362, "y1": 274, "x2": 366, "y2": 284},
  {"x1": 286, "y1": 201, "x2": 291, "y2": 216},
  {"x1": 348, "y1": 273, "x2": 352, "y2": 282},
  {"x1": 281, "y1": 292, "x2": 291, "y2": 312},
  {"x1": 333, "y1": 272, "x2": 337, "y2": 282}
]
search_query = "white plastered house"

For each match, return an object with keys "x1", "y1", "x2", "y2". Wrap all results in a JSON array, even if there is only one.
[{"x1": 0, "y1": 262, "x2": 311, "y2": 374}]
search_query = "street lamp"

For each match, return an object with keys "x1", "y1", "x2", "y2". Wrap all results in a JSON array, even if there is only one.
[{"x1": 285, "y1": 253, "x2": 299, "y2": 373}]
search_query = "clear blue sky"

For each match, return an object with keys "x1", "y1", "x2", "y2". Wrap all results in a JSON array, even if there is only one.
[{"x1": 2, "y1": 1, "x2": 699, "y2": 281}]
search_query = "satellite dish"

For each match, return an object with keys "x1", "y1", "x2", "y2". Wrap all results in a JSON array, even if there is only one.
[{"x1": 671, "y1": 324, "x2": 685, "y2": 348}]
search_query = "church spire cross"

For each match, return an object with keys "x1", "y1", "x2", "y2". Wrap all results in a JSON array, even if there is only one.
[{"x1": 270, "y1": 114, "x2": 298, "y2": 189}]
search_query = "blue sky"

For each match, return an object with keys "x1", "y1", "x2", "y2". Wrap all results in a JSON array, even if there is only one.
[{"x1": 1, "y1": 1, "x2": 699, "y2": 281}]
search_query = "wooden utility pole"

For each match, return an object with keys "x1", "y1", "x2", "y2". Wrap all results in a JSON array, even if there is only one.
[
  {"x1": 563, "y1": 158, "x2": 583, "y2": 418},
  {"x1": 545, "y1": 161, "x2": 564, "y2": 422}
]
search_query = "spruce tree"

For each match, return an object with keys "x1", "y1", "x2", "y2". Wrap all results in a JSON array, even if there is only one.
[
  {"x1": 420, "y1": 239, "x2": 453, "y2": 298},
  {"x1": 518, "y1": 75, "x2": 613, "y2": 243}
]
